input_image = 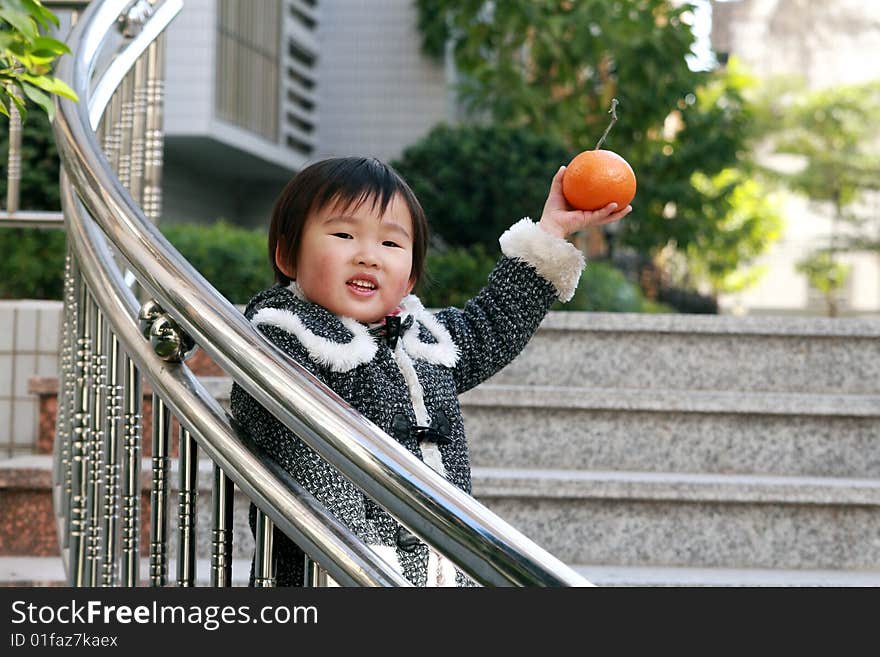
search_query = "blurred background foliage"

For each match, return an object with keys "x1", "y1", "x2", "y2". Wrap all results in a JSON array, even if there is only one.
[
  {"x1": 7, "y1": 0, "x2": 878, "y2": 316},
  {"x1": 754, "y1": 79, "x2": 880, "y2": 316},
  {"x1": 0, "y1": 109, "x2": 64, "y2": 299},
  {"x1": 392, "y1": 123, "x2": 572, "y2": 251},
  {"x1": 159, "y1": 221, "x2": 272, "y2": 304},
  {"x1": 0, "y1": 108, "x2": 60, "y2": 209},
  {"x1": 414, "y1": 0, "x2": 783, "y2": 311}
]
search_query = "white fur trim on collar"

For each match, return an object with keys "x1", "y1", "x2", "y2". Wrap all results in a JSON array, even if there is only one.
[
  {"x1": 372, "y1": 544, "x2": 405, "y2": 578},
  {"x1": 251, "y1": 307, "x2": 377, "y2": 373},
  {"x1": 399, "y1": 295, "x2": 459, "y2": 367},
  {"x1": 498, "y1": 218, "x2": 586, "y2": 302}
]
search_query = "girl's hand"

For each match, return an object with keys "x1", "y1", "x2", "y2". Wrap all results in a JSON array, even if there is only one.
[{"x1": 538, "y1": 165, "x2": 632, "y2": 239}]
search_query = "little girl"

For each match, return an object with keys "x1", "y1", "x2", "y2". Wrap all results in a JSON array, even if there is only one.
[{"x1": 230, "y1": 157, "x2": 630, "y2": 586}]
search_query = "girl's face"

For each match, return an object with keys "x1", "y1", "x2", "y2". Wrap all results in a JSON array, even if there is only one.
[{"x1": 278, "y1": 193, "x2": 416, "y2": 323}]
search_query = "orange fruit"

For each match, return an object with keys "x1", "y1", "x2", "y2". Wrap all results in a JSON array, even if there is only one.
[{"x1": 562, "y1": 149, "x2": 636, "y2": 211}]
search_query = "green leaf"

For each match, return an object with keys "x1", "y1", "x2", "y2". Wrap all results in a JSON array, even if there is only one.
[
  {"x1": 33, "y1": 36, "x2": 70, "y2": 55},
  {"x1": 20, "y1": 0, "x2": 59, "y2": 29},
  {"x1": 21, "y1": 79, "x2": 53, "y2": 120},
  {"x1": 24, "y1": 49, "x2": 57, "y2": 64},
  {"x1": 19, "y1": 72, "x2": 77, "y2": 100},
  {"x1": 0, "y1": 8, "x2": 38, "y2": 42},
  {"x1": 0, "y1": 31, "x2": 16, "y2": 50}
]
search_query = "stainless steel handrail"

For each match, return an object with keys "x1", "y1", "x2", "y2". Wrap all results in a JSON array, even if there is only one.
[
  {"x1": 61, "y1": 179, "x2": 408, "y2": 587},
  {"x1": 0, "y1": 211, "x2": 65, "y2": 227},
  {"x1": 54, "y1": 0, "x2": 592, "y2": 586}
]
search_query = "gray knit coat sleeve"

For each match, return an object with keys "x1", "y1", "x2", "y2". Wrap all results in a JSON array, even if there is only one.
[{"x1": 436, "y1": 218, "x2": 587, "y2": 394}]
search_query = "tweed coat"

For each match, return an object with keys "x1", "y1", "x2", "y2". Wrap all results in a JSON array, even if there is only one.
[{"x1": 230, "y1": 218, "x2": 586, "y2": 586}]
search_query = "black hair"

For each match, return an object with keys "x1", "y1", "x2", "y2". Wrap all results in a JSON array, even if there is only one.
[{"x1": 268, "y1": 157, "x2": 429, "y2": 287}]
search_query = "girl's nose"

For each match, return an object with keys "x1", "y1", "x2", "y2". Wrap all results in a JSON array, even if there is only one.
[{"x1": 355, "y1": 246, "x2": 380, "y2": 268}]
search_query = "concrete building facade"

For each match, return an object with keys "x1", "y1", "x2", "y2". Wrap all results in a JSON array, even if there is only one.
[{"x1": 161, "y1": 0, "x2": 452, "y2": 228}]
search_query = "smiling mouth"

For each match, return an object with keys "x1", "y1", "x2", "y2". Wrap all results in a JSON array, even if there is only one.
[{"x1": 347, "y1": 279, "x2": 378, "y2": 295}]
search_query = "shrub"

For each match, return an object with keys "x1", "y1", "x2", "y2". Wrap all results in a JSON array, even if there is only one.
[
  {"x1": 0, "y1": 110, "x2": 60, "y2": 209},
  {"x1": 0, "y1": 227, "x2": 66, "y2": 299},
  {"x1": 417, "y1": 244, "x2": 496, "y2": 308},
  {"x1": 555, "y1": 261, "x2": 673, "y2": 313},
  {"x1": 160, "y1": 221, "x2": 271, "y2": 305},
  {"x1": 392, "y1": 123, "x2": 572, "y2": 251},
  {"x1": 418, "y1": 242, "x2": 671, "y2": 313},
  {"x1": 0, "y1": 108, "x2": 65, "y2": 299},
  {"x1": 1, "y1": 218, "x2": 670, "y2": 315},
  {"x1": 0, "y1": 220, "x2": 270, "y2": 303}
]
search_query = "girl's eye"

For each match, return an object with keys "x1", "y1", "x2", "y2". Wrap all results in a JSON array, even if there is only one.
[
  {"x1": 382, "y1": 240, "x2": 401, "y2": 248},
  {"x1": 332, "y1": 232, "x2": 352, "y2": 239}
]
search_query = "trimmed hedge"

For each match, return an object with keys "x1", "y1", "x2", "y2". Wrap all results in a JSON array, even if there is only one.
[
  {"x1": 558, "y1": 260, "x2": 673, "y2": 314},
  {"x1": 0, "y1": 227, "x2": 66, "y2": 299},
  {"x1": 418, "y1": 243, "x2": 670, "y2": 313},
  {"x1": 2, "y1": 221, "x2": 671, "y2": 314},
  {"x1": 159, "y1": 221, "x2": 272, "y2": 304},
  {"x1": 0, "y1": 221, "x2": 272, "y2": 304}
]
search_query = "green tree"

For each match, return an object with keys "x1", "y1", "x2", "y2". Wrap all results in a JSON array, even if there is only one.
[
  {"x1": 679, "y1": 168, "x2": 784, "y2": 297},
  {"x1": 1, "y1": 0, "x2": 77, "y2": 121},
  {"x1": 391, "y1": 123, "x2": 572, "y2": 251},
  {"x1": 415, "y1": 1, "x2": 779, "y2": 298},
  {"x1": 795, "y1": 251, "x2": 850, "y2": 318},
  {"x1": 417, "y1": 0, "x2": 699, "y2": 153},
  {"x1": 758, "y1": 80, "x2": 880, "y2": 316}
]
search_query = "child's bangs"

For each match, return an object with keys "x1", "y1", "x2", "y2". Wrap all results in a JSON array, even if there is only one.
[{"x1": 312, "y1": 160, "x2": 401, "y2": 218}]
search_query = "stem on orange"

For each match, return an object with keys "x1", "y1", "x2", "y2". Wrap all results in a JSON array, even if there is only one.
[{"x1": 594, "y1": 98, "x2": 619, "y2": 150}]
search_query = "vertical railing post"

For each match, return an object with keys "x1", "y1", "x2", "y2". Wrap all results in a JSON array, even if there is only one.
[
  {"x1": 68, "y1": 279, "x2": 91, "y2": 586},
  {"x1": 120, "y1": 355, "x2": 142, "y2": 586},
  {"x1": 85, "y1": 304, "x2": 107, "y2": 586},
  {"x1": 176, "y1": 427, "x2": 198, "y2": 587},
  {"x1": 54, "y1": 251, "x2": 76, "y2": 543},
  {"x1": 5, "y1": 87, "x2": 21, "y2": 213},
  {"x1": 100, "y1": 332, "x2": 123, "y2": 585},
  {"x1": 142, "y1": 36, "x2": 165, "y2": 224},
  {"x1": 211, "y1": 466, "x2": 234, "y2": 586},
  {"x1": 305, "y1": 556, "x2": 330, "y2": 588},
  {"x1": 129, "y1": 56, "x2": 148, "y2": 207},
  {"x1": 253, "y1": 511, "x2": 275, "y2": 587},
  {"x1": 102, "y1": 88, "x2": 122, "y2": 173},
  {"x1": 117, "y1": 72, "x2": 135, "y2": 190},
  {"x1": 149, "y1": 397, "x2": 171, "y2": 586}
]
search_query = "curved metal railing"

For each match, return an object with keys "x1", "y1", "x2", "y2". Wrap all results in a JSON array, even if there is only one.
[{"x1": 51, "y1": 0, "x2": 592, "y2": 587}]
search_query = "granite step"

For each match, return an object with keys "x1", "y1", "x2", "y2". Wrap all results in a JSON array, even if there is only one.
[
  {"x1": 461, "y1": 385, "x2": 880, "y2": 478},
  {"x1": 491, "y1": 312, "x2": 880, "y2": 395},
  {"x1": 210, "y1": 376, "x2": 880, "y2": 478},
  {"x1": 471, "y1": 467, "x2": 880, "y2": 572},
  {"x1": 6, "y1": 457, "x2": 880, "y2": 585},
  {"x1": 572, "y1": 564, "x2": 880, "y2": 587}
]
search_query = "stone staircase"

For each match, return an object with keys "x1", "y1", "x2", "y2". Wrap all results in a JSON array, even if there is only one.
[
  {"x1": 464, "y1": 311, "x2": 880, "y2": 585},
  {"x1": 2, "y1": 311, "x2": 879, "y2": 586}
]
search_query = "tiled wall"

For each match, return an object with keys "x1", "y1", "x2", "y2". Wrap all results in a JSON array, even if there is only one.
[{"x1": 0, "y1": 301, "x2": 62, "y2": 457}]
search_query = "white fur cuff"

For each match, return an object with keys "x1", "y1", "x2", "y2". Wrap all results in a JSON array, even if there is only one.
[
  {"x1": 372, "y1": 544, "x2": 405, "y2": 577},
  {"x1": 499, "y1": 218, "x2": 586, "y2": 302}
]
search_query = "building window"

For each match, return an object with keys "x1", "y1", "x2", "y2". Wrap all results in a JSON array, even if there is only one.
[{"x1": 216, "y1": 0, "x2": 281, "y2": 142}]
